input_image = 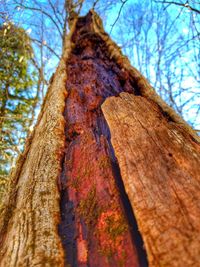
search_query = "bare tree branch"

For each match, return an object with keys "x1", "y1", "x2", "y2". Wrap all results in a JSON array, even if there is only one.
[
  {"x1": 110, "y1": 0, "x2": 128, "y2": 33},
  {"x1": 47, "y1": 0, "x2": 64, "y2": 27},
  {"x1": 31, "y1": 37, "x2": 61, "y2": 59},
  {"x1": 14, "y1": 2, "x2": 63, "y2": 37},
  {"x1": 154, "y1": 0, "x2": 200, "y2": 14}
]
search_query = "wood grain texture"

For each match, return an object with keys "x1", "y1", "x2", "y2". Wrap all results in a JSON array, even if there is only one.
[
  {"x1": 0, "y1": 67, "x2": 66, "y2": 267},
  {"x1": 102, "y1": 92, "x2": 200, "y2": 267},
  {"x1": 0, "y1": 19, "x2": 78, "y2": 267}
]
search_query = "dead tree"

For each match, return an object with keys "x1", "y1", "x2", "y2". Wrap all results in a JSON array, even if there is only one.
[{"x1": 0, "y1": 10, "x2": 199, "y2": 267}]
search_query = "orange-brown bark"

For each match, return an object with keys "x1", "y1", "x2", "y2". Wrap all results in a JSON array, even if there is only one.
[
  {"x1": 102, "y1": 93, "x2": 200, "y2": 267},
  {"x1": 58, "y1": 14, "x2": 145, "y2": 267}
]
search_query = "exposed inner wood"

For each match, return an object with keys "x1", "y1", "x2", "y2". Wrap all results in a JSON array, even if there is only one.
[
  {"x1": 89, "y1": 10, "x2": 199, "y2": 143},
  {"x1": 58, "y1": 13, "x2": 147, "y2": 267},
  {"x1": 1, "y1": 10, "x2": 199, "y2": 267},
  {"x1": 102, "y1": 92, "x2": 200, "y2": 267}
]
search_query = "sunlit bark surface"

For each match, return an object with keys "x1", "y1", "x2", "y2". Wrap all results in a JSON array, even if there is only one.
[
  {"x1": 0, "y1": 44, "x2": 67, "y2": 266},
  {"x1": 0, "y1": 20, "x2": 73, "y2": 267},
  {"x1": 102, "y1": 92, "x2": 200, "y2": 267}
]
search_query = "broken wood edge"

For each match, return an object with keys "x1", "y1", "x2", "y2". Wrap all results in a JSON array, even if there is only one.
[
  {"x1": 89, "y1": 9, "x2": 199, "y2": 143},
  {"x1": 101, "y1": 92, "x2": 200, "y2": 266}
]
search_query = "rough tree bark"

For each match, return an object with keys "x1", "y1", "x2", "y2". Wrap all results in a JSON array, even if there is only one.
[{"x1": 0, "y1": 10, "x2": 200, "y2": 267}]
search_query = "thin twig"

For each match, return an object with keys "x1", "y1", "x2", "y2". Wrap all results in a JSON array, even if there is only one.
[
  {"x1": 92, "y1": 0, "x2": 100, "y2": 9},
  {"x1": 31, "y1": 38, "x2": 61, "y2": 59},
  {"x1": 154, "y1": 0, "x2": 200, "y2": 14},
  {"x1": 14, "y1": 2, "x2": 63, "y2": 37},
  {"x1": 110, "y1": 0, "x2": 128, "y2": 34}
]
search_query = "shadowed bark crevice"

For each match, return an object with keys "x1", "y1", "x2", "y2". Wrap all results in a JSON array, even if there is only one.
[
  {"x1": 111, "y1": 161, "x2": 148, "y2": 267},
  {"x1": 58, "y1": 145, "x2": 78, "y2": 267}
]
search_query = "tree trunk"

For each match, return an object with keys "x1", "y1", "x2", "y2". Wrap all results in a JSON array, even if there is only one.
[
  {"x1": 0, "y1": 10, "x2": 199, "y2": 267},
  {"x1": 102, "y1": 93, "x2": 200, "y2": 267}
]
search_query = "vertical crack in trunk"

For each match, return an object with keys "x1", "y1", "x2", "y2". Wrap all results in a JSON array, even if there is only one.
[
  {"x1": 58, "y1": 13, "x2": 148, "y2": 267},
  {"x1": 111, "y1": 161, "x2": 148, "y2": 267},
  {"x1": 58, "y1": 148, "x2": 78, "y2": 266}
]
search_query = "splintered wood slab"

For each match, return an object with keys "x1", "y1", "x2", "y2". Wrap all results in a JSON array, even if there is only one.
[{"x1": 102, "y1": 92, "x2": 200, "y2": 267}]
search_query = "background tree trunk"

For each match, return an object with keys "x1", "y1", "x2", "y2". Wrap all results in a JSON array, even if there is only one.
[{"x1": 0, "y1": 10, "x2": 199, "y2": 267}]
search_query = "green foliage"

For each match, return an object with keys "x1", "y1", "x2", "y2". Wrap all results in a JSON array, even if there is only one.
[{"x1": 0, "y1": 22, "x2": 36, "y2": 198}]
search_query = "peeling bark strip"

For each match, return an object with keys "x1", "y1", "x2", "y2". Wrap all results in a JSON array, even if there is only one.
[
  {"x1": 102, "y1": 92, "x2": 200, "y2": 267},
  {"x1": 58, "y1": 13, "x2": 146, "y2": 267}
]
